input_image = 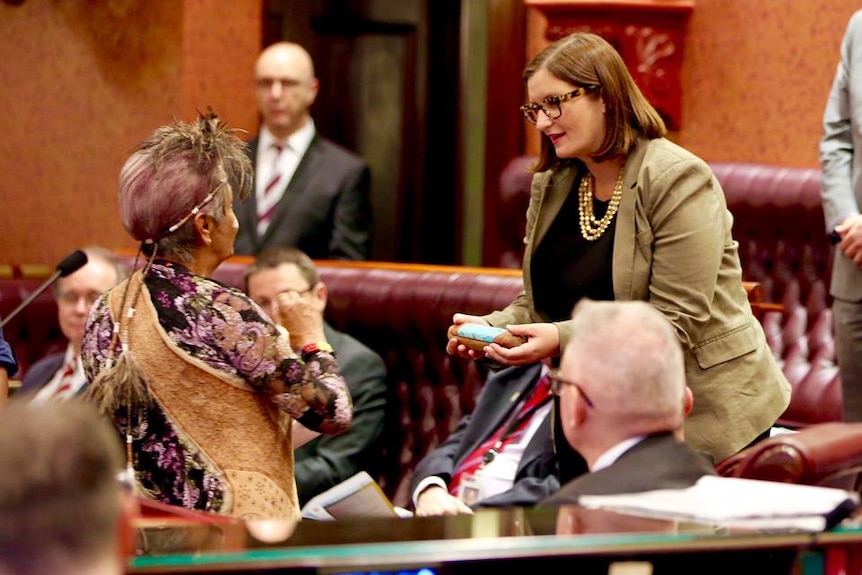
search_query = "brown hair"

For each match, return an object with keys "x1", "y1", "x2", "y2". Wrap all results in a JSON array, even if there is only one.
[
  {"x1": 524, "y1": 33, "x2": 666, "y2": 172},
  {"x1": 244, "y1": 246, "x2": 320, "y2": 293},
  {"x1": 0, "y1": 398, "x2": 124, "y2": 574}
]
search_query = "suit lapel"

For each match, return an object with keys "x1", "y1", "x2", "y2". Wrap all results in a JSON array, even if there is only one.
[
  {"x1": 237, "y1": 137, "x2": 263, "y2": 250},
  {"x1": 457, "y1": 366, "x2": 542, "y2": 467},
  {"x1": 612, "y1": 139, "x2": 648, "y2": 300}
]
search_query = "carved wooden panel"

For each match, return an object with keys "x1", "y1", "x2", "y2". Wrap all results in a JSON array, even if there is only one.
[{"x1": 527, "y1": 0, "x2": 693, "y2": 129}]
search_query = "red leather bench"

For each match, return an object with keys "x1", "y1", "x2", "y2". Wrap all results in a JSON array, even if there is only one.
[
  {"x1": 0, "y1": 258, "x2": 523, "y2": 508},
  {"x1": 716, "y1": 422, "x2": 862, "y2": 493}
]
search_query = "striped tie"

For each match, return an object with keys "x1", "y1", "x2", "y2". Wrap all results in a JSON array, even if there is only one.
[{"x1": 257, "y1": 143, "x2": 284, "y2": 235}]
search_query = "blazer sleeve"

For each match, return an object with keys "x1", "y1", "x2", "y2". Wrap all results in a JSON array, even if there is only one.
[{"x1": 632, "y1": 157, "x2": 729, "y2": 349}]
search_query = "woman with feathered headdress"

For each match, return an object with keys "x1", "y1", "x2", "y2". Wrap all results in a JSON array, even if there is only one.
[{"x1": 82, "y1": 112, "x2": 352, "y2": 521}]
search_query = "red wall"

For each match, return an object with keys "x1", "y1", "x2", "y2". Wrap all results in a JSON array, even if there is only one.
[
  {"x1": 525, "y1": 0, "x2": 861, "y2": 166},
  {"x1": 0, "y1": 0, "x2": 261, "y2": 265}
]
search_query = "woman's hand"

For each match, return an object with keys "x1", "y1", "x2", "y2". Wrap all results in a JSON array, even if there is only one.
[
  {"x1": 415, "y1": 486, "x2": 474, "y2": 516},
  {"x1": 274, "y1": 290, "x2": 325, "y2": 350},
  {"x1": 483, "y1": 322, "x2": 560, "y2": 366},
  {"x1": 836, "y1": 214, "x2": 862, "y2": 266},
  {"x1": 445, "y1": 314, "x2": 491, "y2": 359}
]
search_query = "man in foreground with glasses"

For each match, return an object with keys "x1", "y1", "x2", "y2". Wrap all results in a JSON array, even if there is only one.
[
  {"x1": 245, "y1": 246, "x2": 387, "y2": 505},
  {"x1": 20, "y1": 246, "x2": 127, "y2": 401},
  {"x1": 541, "y1": 299, "x2": 715, "y2": 506}
]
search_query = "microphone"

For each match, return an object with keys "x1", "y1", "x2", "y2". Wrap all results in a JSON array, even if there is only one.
[{"x1": 0, "y1": 250, "x2": 89, "y2": 329}]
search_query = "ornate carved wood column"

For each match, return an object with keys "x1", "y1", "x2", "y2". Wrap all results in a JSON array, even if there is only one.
[{"x1": 526, "y1": 0, "x2": 693, "y2": 129}]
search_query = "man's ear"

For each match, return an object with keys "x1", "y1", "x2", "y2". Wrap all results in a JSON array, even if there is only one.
[
  {"x1": 574, "y1": 391, "x2": 590, "y2": 425},
  {"x1": 309, "y1": 77, "x2": 320, "y2": 101},
  {"x1": 193, "y1": 213, "x2": 212, "y2": 246},
  {"x1": 683, "y1": 386, "x2": 694, "y2": 417},
  {"x1": 310, "y1": 281, "x2": 328, "y2": 312}
]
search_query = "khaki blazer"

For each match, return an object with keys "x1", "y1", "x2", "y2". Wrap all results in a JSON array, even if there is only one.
[{"x1": 484, "y1": 137, "x2": 791, "y2": 462}]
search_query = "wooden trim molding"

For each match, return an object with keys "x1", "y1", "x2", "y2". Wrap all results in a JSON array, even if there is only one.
[{"x1": 526, "y1": 0, "x2": 693, "y2": 129}]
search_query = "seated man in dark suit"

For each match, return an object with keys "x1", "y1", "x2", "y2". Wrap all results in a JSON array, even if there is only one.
[
  {"x1": 245, "y1": 246, "x2": 387, "y2": 505},
  {"x1": 410, "y1": 362, "x2": 559, "y2": 515},
  {"x1": 0, "y1": 397, "x2": 128, "y2": 575},
  {"x1": 20, "y1": 246, "x2": 127, "y2": 401},
  {"x1": 234, "y1": 41, "x2": 372, "y2": 260},
  {"x1": 541, "y1": 300, "x2": 715, "y2": 507}
]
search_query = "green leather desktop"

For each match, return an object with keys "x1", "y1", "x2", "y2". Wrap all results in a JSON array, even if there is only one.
[{"x1": 126, "y1": 505, "x2": 850, "y2": 574}]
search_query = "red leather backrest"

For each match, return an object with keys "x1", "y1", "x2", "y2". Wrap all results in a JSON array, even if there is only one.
[{"x1": 716, "y1": 423, "x2": 862, "y2": 493}]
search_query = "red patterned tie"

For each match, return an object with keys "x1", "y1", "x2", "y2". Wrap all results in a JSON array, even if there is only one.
[
  {"x1": 257, "y1": 143, "x2": 284, "y2": 233},
  {"x1": 449, "y1": 374, "x2": 552, "y2": 496}
]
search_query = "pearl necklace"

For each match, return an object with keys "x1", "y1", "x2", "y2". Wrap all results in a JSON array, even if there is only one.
[{"x1": 578, "y1": 168, "x2": 624, "y2": 241}]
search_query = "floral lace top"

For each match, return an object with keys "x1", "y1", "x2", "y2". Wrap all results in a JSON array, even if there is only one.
[{"x1": 82, "y1": 260, "x2": 352, "y2": 512}]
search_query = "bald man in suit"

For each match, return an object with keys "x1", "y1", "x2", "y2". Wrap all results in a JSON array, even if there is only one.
[{"x1": 234, "y1": 42, "x2": 372, "y2": 261}]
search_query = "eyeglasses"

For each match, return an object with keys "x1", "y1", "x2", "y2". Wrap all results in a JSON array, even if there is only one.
[
  {"x1": 255, "y1": 77, "x2": 303, "y2": 90},
  {"x1": 253, "y1": 286, "x2": 314, "y2": 311},
  {"x1": 57, "y1": 290, "x2": 103, "y2": 308},
  {"x1": 548, "y1": 370, "x2": 595, "y2": 408},
  {"x1": 520, "y1": 86, "x2": 599, "y2": 124},
  {"x1": 280, "y1": 287, "x2": 313, "y2": 298}
]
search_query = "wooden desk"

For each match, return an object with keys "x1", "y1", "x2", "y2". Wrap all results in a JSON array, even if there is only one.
[{"x1": 128, "y1": 506, "x2": 815, "y2": 574}]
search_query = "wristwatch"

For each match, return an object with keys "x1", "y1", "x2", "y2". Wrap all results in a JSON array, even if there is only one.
[{"x1": 301, "y1": 342, "x2": 334, "y2": 358}]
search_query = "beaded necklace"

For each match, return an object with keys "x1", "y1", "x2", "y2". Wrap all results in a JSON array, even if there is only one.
[{"x1": 578, "y1": 167, "x2": 624, "y2": 241}]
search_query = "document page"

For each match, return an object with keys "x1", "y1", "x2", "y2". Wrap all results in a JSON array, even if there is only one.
[{"x1": 578, "y1": 476, "x2": 859, "y2": 531}]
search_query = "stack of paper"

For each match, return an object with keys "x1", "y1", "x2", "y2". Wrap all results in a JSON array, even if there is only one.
[{"x1": 577, "y1": 476, "x2": 859, "y2": 532}]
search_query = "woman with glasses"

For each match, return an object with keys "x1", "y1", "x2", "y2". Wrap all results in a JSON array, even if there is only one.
[{"x1": 447, "y1": 32, "x2": 790, "y2": 475}]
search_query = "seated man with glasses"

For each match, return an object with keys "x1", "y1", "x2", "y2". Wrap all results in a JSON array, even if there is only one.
[
  {"x1": 411, "y1": 361, "x2": 566, "y2": 515},
  {"x1": 244, "y1": 246, "x2": 387, "y2": 505},
  {"x1": 20, "y1": 246, "x2": 128, "y2": 402},
  {"x1": 541, "y1": 299, "x2": 716, "y2": 507}
]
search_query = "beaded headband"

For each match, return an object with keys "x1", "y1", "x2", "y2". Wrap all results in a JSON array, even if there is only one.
[{"x1": 143, "y1": 178, "x2": 227, "y2": 245}]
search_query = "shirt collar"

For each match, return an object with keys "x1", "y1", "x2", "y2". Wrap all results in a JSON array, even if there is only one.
[
  {"x1": 63, "y1": 344, "x2": 79, "y2": 369},
  {"x1": 260, "y1": 120, "x2": 316, "y2": 157},
  {"x1": 591, "y1": 435, "x2": 647, "y2": 472}
]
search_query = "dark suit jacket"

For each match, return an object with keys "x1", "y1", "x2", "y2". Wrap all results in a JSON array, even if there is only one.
[
  {"x1": 541, "y1": 433, "x2": 716, "y2": 506},
  {"x1": 410, "y1": 363, "x2": 559, "y2": 509},
  {"x1": 294, "y1": 323, "x2": 387, "y2": 505},
  {"x1": 20, "y1": 352, "x2": 65, "y2": 394},
  {"x1": 234, "y1": 134, "x2": 372, "y2": 260}
]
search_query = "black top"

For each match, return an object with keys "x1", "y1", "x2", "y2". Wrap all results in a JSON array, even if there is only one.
[{"x1": 531, "y1": 173, "x2": 616, "y2": 323}]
